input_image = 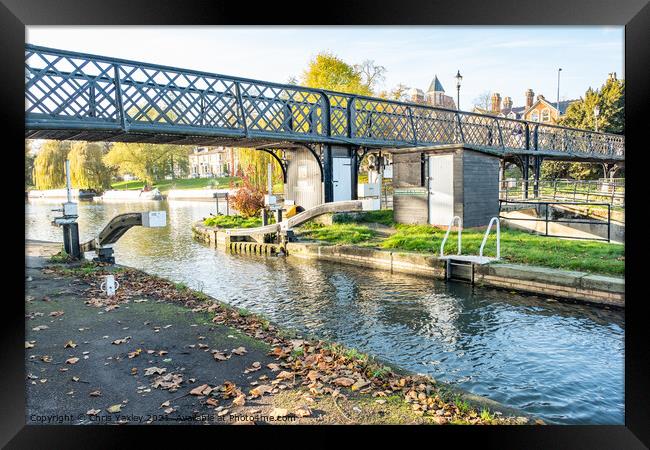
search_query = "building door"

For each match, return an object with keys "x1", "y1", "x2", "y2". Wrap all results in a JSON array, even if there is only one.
[
  {"x1": 332, "y1": 157, "x2": 353, "y2": 202},
  {"x1": 428, "y1": 154, "x2": 454, "y2": 225}
]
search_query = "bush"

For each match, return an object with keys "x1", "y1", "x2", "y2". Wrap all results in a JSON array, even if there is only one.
[
  {"x1": 228, "y1": 173, "x2": 265, "y2": 218},
  {"x1": 203, "y1": 215, "x2": 263, "y2": 228}
]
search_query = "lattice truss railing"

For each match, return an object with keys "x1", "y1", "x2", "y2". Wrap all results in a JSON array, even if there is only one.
[{"x1": 25, "y1": 45, "x2": 624, "y2": 160}]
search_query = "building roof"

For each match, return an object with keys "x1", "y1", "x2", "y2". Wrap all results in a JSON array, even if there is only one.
[{"x1": 428, "y1": 75, "x2": 445, "y2": 93}]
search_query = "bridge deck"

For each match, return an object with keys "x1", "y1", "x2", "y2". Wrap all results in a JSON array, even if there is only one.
[{"x1": 25, "y1": 45, "x2": 624, "y2": 162}]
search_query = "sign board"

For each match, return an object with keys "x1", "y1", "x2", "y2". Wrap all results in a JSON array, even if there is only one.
[
  {"x1": 393, "y1": 187, "x2": 428, "y2": 197},
  {"x1": 142, "y1": 211, "x2": 167, "y2": 228}
]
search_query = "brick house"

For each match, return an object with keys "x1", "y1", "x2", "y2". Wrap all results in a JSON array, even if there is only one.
[
  {"x1": 473, "y1": 89, "x2": 577, "y2": 124},
  {"x1": 408, "y1": 75, "x2": 457, "y2": 109}
]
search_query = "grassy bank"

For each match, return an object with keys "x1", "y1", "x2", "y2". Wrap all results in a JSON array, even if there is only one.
[
  {"x1": 296, "y1": 210, "x2": 624, "y2": 276},
  {"x1": 111, "y1": 177, "x2": 241, "y2": 193}
]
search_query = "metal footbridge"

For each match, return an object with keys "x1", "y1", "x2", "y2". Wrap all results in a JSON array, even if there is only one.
[{"x1": 25, "y1": 45, "x2": 624, "y2": 163}]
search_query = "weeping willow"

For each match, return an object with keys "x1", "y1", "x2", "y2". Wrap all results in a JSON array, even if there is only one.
[
  {"x1": 33, "y1": 141, "x2": 71, "y2": 190},
  {"x1": 68, "y1": 142, "x2": 112, "y2": 191},
  {"x1": 236, "y1": 148, "x2": 283, "y2": 191}
]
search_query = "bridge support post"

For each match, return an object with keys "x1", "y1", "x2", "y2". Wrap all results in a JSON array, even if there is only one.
[
  {"x1": 522, "y1": 155, "x2": 530, "y2": 199},
  {"x1": 533, "y1": 156, "x2": 541, "y2": 198},
  {"x1": 323, "y1": 144, "x2": 334, "y2": 203},
  {"x1": 351, "y1": 149, "x2": 359, "y2": 200}
]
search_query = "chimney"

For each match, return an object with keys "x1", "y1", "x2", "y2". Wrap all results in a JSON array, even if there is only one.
[
  {"x1": 503, "y1": 96, "x2": 513, "y2": 110},
  {"x1": 491, "y1": 93, "x2": 502, "y2": 112},
  {"x1": 525, "y1": 89, "x2": 534, "y2": 108},
  {"x1": 609, "y1": 72, "x2": 617, "y2": 81},
  {"x1": 537, "y1": 94, "x2": 545, "y2": 102}
]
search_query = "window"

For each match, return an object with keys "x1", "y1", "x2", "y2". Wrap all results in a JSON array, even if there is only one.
[
  {"x1": 531, "y1": 111, "x2": 540, "y2": 122},
  {"x1": 541, "y1": 108, "x2": 551, "y2": 122}
]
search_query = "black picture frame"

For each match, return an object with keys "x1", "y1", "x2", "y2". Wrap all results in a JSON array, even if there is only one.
[{"x1": 3, "y1": 0, "x2": 648, "y2": 447}]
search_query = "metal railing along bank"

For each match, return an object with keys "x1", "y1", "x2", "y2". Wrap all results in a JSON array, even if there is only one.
[{"x1": 25, "y1": 45, "x2": 624, "y2": 161}]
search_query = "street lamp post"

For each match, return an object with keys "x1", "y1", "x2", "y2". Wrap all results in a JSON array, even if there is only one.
[
  {"x1": 556, "y1": 68, "x2": 562, "y2": 112},
  {"x1": 455, "y1": 70, "x2": 462, "y2": 111},
  {"x1": 594, "y1": 105, "x2": 600, "y2": 132}
]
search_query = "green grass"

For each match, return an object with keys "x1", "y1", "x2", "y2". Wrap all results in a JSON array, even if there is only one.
[
  {"x1": 334, "y1": 209, "x2": 395, "y2": 226},
  {"x1": 111, "y1": 177, "x2": 241, "y2": 193},
  {"x1": 296, "y1": 210, "x2": 624, "y2": 276},
  {"x1": 203, "y1": 215, "x2": 263, "y2": 229},
  {"x1": 301, "y1": 223, "x2": 377, "y2": 245},
  {"x1": 380, "y1": 224, "x2": 624, "y2": 276}
]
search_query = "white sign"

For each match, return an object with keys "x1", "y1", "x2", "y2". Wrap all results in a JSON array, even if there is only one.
[{"x1": 142, "y1": 211, "x2": 167, "y2": 227}]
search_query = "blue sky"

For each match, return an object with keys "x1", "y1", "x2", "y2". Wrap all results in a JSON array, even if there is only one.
[{"x1": 27, "y1": 26, "x2": 623, "y2": 110}]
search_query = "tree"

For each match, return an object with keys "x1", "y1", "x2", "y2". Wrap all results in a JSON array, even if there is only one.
[
  {"x1": 25, "y1": 141, "x2": 35, "y2": 188},
  {"x1": 237, "y1": 148, "x2": 283, "y2": 191},
  {"x1": 68, "y1": 142, "x2": 112, "y2": 191},
  {"x1": 103, "y1": 143, "x2": 191, "y2": 186},
  {"x1": 379, "y1": 83, "x2": 409, "y2": 101},
  {"x1": 472, "y1": 91, "x2": 492, "y2": 111},
  {"x1": 300, "y1": 52, "x2": 372, "y2": 95},
  {"x1": 33, "y1": 140, "x2": 71, "y2": 189},
  {"x1": 354, "y1": 60, "x2": 386, "y2": 93},
  {"x1": 547, "y1": 74, "x2": 626, "y2": 180}
]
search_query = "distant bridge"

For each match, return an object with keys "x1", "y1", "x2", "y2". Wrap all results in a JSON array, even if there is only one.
[{"x1": 25, "y1": 45, "x2": 624, "y2": 163}]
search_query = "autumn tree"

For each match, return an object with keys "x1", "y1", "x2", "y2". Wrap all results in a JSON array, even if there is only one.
[
  {"x1": 33, "y1": 140, "x2": 72, "y2": 189},
  {"x1": 300, "y1": 52, "x2": 372, "y2": 96},
  {"x1": 237, "y1": 148, "x2": 283, "y2": 191},
  {"x1": 68, "y1": 142, "x2": 112, "y2": 191}
]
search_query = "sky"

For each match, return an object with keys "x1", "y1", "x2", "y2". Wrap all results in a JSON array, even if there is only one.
[{"x1": 26, "y1": 26, "x2": 623, "y2": 110}]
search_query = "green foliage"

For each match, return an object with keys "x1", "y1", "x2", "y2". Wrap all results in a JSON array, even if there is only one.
[
  {"x1": 480, "y1": 409, "x2": 494, "y2": 422},
  {"x1": 103, "y1": 142, "x2": 191, "y2": 186},
  {"x1": 545, "y1": 75, "x2": 625, "y2": 180},
  {"x1": 203, "y1": 214, "x2": 263, "y2": 229},
  {"x1": 68, "y1": 142, "x2": 112, "y2": 191},
  {"x1": 33, "y1": 141, "x2": 71, "y2": 189},
  {"x1": 300, "y1": 52, "x2": 372, "y2": 95},
  {"x1": 302, "y1": 223, "x2": 377, "y2": 244},
  {"x1": 25, "y1": 141, "x2": 35, "y2": 188}
]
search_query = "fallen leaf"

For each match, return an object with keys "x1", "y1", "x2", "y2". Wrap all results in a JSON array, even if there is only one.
[
  {"x1": 32, "y1": 325, "x2": 49, "y2": 331},
  {"x1": 190, "y1": 384, "x2": 212, "y2": 396},
  {"x1": 112, "y1": 337, "x2": 131, "y2": 345},
  {"x1": 206, "y1": 398, "x2": 219, "y2": 407},
  {"x1": 89, "y1": 390, "x2": 101, "y2": 397},
  {"x1": 25, "y1": 341, "x2": 36, "y2": 349},
  {"x1": 276, "y1": 371, "x2": 294, "y2": 381},
  {"x1": 249, "y1": 384, "x2": 273, "y2": 398},
  {"x1": 107, "y1": 404, "x2": 121, "y2": 413},
  {"x1": 50, "y1": 311, "x2": 65, "y2": 317},
  {"x1": 232, "y1": 394, "x2": 246, "y2": 407},
  {"x1": 160, "y1": 401, "x2": 170, "y2": 408},
  {"x1": 127, "y1": 349, "x2": 141, "y2": 359},
  {"x1": 86, "y1": 409, "x2": 101, "y2": 416},
  {"x1": 212, "y1": 351, "x2": 229, "y2": 361},
  {"x1": 267, "y1": 363, "x2": 281, "y2": 371},
  {"x1": 333, "y1": 377, "x2": 355, "y2": 387},
  {"x1": 294, "y1": 407, "x2": 311, "y2": 417},
  {"x1": 40, "y1": 355, "x2": 52, "y2": 363},
  {"x1": 269, "y1": 408, "x2": 289, "y2": 418},
  {"x1": 217, "y1": 408, "x2": 229, "y2": 417},
  {"x1": 231, "y1": 346, "x2": 247, "y2": 355},
  {"x1": 64, "y1": 340, "x2": 77, "y2": 348},
  {"x1": 144, "y1": 367, "x2": 166, "y2": 376},
  {"x1": 65, "y1": 357, "x2": 80, "y2": 365}
]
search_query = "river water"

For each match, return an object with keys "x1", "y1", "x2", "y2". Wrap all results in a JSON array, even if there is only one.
[{"x1": 25, "y1": 198, "x2": 624, "y2": 424}]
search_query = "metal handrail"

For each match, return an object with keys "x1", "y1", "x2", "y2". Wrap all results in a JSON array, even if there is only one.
[
  {"x1": 440, "y1": 216, "x2": 462, "y2": 257},
  {"x1": 25, "y1": 44, "x2": 625, "y2": 159},
  {"x1": 479, "y1": 217, "x2": 501, "y2": 259}
]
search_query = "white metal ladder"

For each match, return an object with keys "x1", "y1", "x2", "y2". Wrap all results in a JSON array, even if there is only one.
[
  {"x1": 479, "y1": 217, "x2": 501, "y2": 260},
  {"x1": 440, "y1": 216, "x2": 462, "y2": 257}
]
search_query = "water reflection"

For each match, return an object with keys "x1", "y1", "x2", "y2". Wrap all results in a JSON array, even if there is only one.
[{"x1": 25, "y1": 199, "x2": 624, "y2": 424}]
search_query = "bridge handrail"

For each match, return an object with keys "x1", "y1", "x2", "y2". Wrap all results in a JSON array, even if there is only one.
[{"x1": 25, "y1": 44, "x2": 625, "y2": 159}]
